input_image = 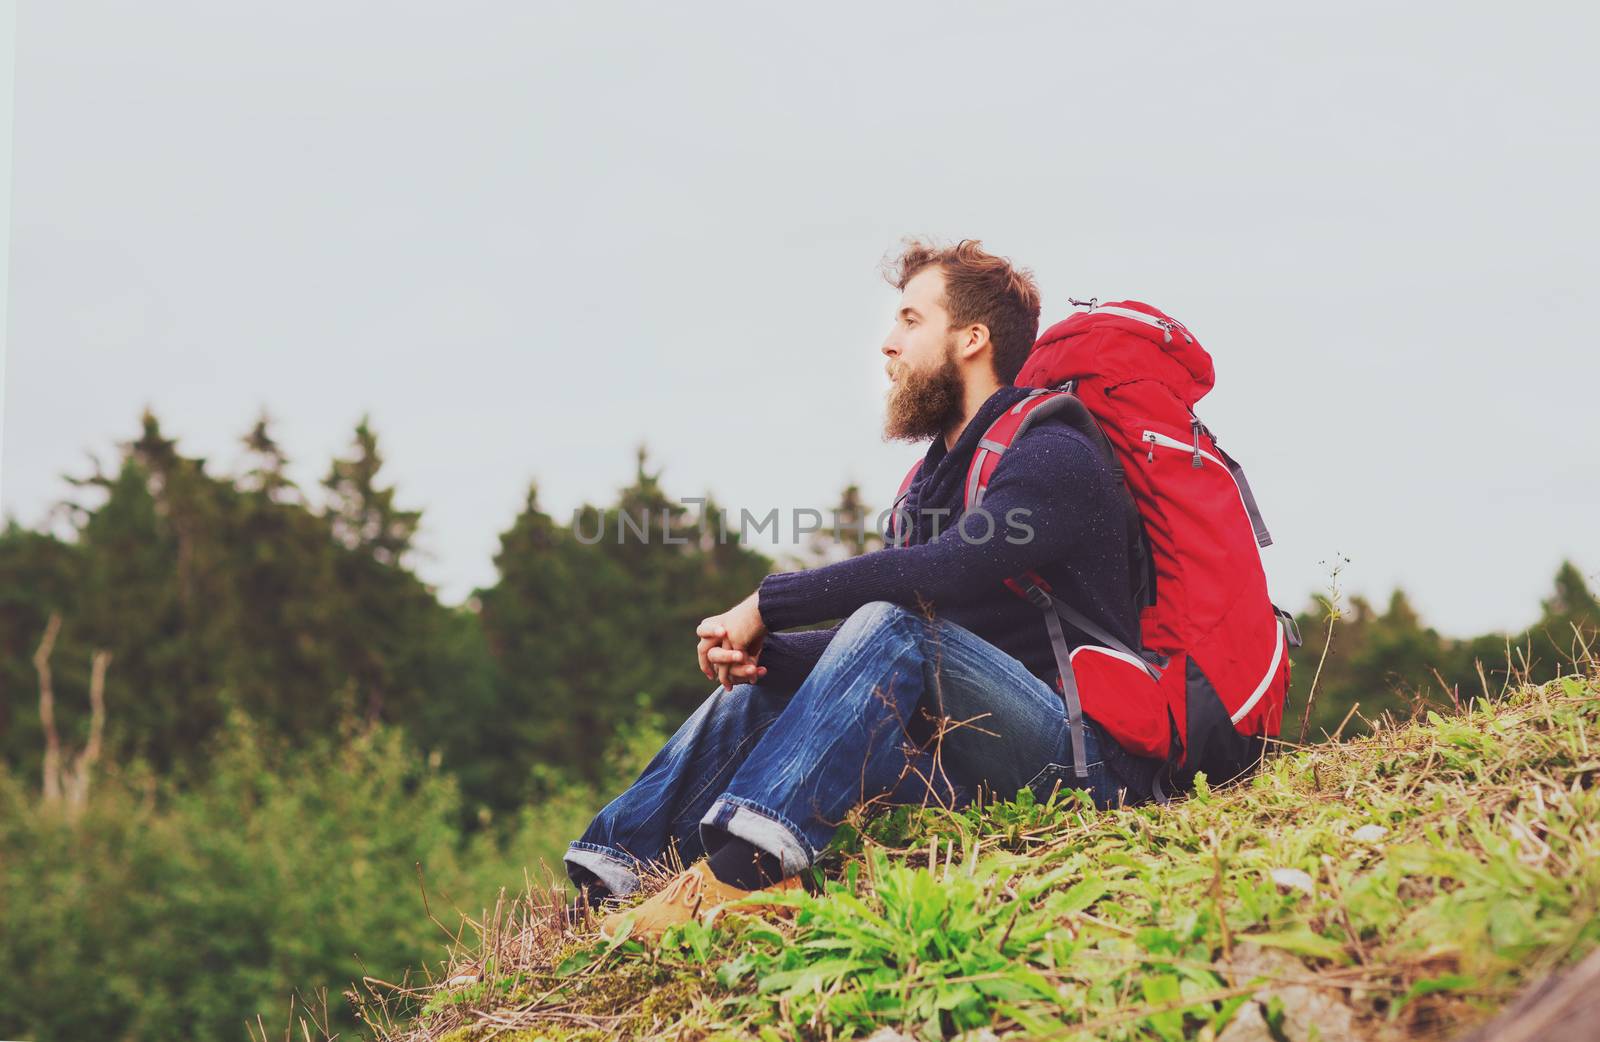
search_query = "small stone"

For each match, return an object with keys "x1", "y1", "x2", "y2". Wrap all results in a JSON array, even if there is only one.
[
  {"x1": 1226, "y1": 943, "x2": 1360, "y2": 1042},
  {"x1": 1270, "y1": 867, "x2": 1316, "y2": 895},
  {"x1": 863, "y1": 1030, "x2": 918, "y2": 1042},
  {"x1": 1215, "y1": 1000, "x2": 1273, "y2": 1042},
  {"x1": 1352, "y1": 823, "x2": 1389, "y2": 843}
]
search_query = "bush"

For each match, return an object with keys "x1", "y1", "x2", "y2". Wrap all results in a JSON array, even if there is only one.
[
  {"x1": 1, "y1": 712, "x2": 482, "y2": 1041},
  {"x1": 0, "y1": 699, "x2": 671, "y2": 1042}
]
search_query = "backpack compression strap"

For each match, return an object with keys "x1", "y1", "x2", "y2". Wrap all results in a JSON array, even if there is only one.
[{"x1": 965, "y1": 389, "x2": 1160, "y2": 780}]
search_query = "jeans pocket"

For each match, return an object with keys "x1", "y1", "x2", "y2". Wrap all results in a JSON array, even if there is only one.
[{"x1": 1022, "y1": 761, "x2": 1103, "y2": 807}]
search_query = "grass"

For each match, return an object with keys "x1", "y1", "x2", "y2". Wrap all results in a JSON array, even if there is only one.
[{"x1": 346, "y1": 663, "x2": 1600, "y2": 1042}]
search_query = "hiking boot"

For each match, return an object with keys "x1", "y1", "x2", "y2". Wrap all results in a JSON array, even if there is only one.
[{"x1": 598, "y1": 856, "x2": 801, "y2": 941}]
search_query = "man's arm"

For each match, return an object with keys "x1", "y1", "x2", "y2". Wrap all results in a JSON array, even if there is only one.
[
  {"x1": 753, "y1": 626, "x2": 838, "y2": 688},
  {"x1": 757, "y1": 425, "x2": 1124, "y2": 631}
]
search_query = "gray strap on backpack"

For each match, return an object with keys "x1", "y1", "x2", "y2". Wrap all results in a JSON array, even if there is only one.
[
  {"x1": 1022, "y1": 581, "x2": 1166, "y2": 783},
  {"x1": 1025, "y1": 584, "x2": 1162, "y2": 682},
  {"x1": 1039, "y1": 605, "x2": 1090, "y2": 780}
]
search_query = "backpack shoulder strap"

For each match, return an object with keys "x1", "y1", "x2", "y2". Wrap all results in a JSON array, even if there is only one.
[
  {"x1": 963, "y1": 389, "x2": 1122, "y2": 510},
  {"x1": 887, "y1": 460, "x2": 922, "y2": 546},
  {"x1": 970, "y1": 387, "x2": 1155, "y2": 607}
]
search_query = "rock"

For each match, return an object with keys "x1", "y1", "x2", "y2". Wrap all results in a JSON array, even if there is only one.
[
  {"x1": 1270, "y1": 867, "x2": 1316, "y2": 896},
  {"x1": 1227, "y1": 943, "x2": 1360, "y2": 1042},
  {"x1": 1231, "y1": 942, "x2": 1308, "y2": 979},
  {"x1": 1215, "y1": 1000, "x2": 1274, "y2": 1042},
  {"x1": 1351, "y1": 824, "x2": 1389, "y2": 843}
]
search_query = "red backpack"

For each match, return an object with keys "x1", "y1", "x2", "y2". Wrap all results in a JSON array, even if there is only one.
[{"x1": 892, "y1": 299, "x2": 1300, "y2": 795}]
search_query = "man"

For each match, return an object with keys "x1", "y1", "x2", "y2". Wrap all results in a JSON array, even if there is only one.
[{"x1": 563, "y1": 239, "x2": 1163, "y2": 939}]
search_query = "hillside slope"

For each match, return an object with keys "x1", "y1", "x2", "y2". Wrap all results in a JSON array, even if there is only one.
[{"x1": 357, "y1": 667, "x2": 1600, "y2": 1042}]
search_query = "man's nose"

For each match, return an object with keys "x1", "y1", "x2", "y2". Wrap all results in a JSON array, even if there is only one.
[{"x1": 881, "y1": 337, "x2": 899, "y2": 358}]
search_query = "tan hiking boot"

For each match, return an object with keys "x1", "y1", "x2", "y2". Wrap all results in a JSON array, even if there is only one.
[{"x1": 599, "y1": 857, "x2": 802, "y2": 941}]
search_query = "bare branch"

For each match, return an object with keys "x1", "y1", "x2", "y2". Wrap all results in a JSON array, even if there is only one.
[
  {"x1": 65, "y1": 648, "x2": 113, "y2": 812},
  {"x1": 33, "y1": 613, "x2": 63, "y2": 803}
]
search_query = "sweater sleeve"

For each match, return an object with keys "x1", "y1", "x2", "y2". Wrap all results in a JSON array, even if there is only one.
[
  {"x1": 754, "y1": 627, "x2": 838, "y2": 690},
  {"x1": 757, "y1": 426, "x2": 1123, "y2": 631}
]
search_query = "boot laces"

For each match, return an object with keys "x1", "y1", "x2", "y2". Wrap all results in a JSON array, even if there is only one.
[{"x1": 660, "y1": 865, "x2": 706, "y2": 910}]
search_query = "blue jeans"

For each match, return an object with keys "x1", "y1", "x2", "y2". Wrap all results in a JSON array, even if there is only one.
[{"x1": 565, "y1": 601, "x2": 1161, "y2": 896}]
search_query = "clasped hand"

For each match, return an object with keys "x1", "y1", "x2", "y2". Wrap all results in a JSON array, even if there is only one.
[{"x1": 696, "y1": 591, "x2": 767, "y2": 691}]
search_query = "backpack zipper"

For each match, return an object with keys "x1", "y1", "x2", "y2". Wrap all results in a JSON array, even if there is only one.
[
  {"x1": 1142, "y1": 427, "x2": 1272, "y2": 540},
  {"x1": 1157, "y1": 317, "x2": 1194, "y2": 344},
  {"x1": 1079, "y1": 303, "x2": 1194, "y2": 345},
  {"x1": 1142, "y1": 429, "x2": 1227, "y2": 471}
]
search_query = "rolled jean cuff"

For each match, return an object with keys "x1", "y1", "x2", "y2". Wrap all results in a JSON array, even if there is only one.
[
  {"x1": 701, "y1": 795, "x2": 815, "y2": 877},
  {"x1": 564, "y1": 841, "x2": 644, "y2": 897}
]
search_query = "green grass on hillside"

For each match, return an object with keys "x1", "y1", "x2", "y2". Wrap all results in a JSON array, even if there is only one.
[{"x1": 352, "y1": 666, "x2": 1600, "y2": 1042}]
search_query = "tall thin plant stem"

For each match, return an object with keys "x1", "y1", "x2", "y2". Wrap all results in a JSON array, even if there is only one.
[{"x1": 1298, "y1": 556, "x2": 1348, "y2": 745}]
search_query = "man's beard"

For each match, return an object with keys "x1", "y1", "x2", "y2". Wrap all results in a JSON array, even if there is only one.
[{"x1": 883, "y1": 343, "x2": 963, "y2": 443}]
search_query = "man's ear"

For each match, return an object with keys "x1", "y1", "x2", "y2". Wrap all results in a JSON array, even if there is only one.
[{"x1": 955, "y1": 324, "x2": 992, "y2": 364}]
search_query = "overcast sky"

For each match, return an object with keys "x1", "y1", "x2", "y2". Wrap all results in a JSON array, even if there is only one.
[{"x1": 2, "y1": 2, "x2": 1596, "y2": 637}]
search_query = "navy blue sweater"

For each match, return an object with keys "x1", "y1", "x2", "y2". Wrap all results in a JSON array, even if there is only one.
[{"x1": 756, "y1": 385, "x2": 1140, "y2": 692}]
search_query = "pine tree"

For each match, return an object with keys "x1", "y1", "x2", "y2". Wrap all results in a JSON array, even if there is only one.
[
  {"x1": 320, "y1": 415, "x2": 421, "y2": 568},
  {"x1": 478, "y1": 449, "x2": 773, "y2": 791},
  {"x1": 239, "y1": 409, "x2": 301, "y2": 504},
  {"x1": 318, "y1": 417, "x2": 441, "y2": 726},
  {"x1": 1528, "y1": 560, "x2": 1599, "y2": 674},
  {"x1": 805, "y1": 483, "x2": 883, "y2": 565}
]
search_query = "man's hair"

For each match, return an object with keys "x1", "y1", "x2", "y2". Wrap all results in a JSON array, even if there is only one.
[{"x1": 887, "y1": 238, "x2": 1042, "y2": 384}]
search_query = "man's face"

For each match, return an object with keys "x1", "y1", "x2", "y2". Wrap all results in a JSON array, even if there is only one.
[{"x1": 881, "y1": 267, "x2": 963, "y2": 443}]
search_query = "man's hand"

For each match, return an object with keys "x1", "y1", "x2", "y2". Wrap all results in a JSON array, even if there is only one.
[{"x1": 696, "y1": 590, "x2": 768, "y2": 691}]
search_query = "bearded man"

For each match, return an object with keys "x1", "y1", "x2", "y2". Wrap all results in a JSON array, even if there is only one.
[{"x1": 563, "y1": 239, "x2": 1163, "y2": 940}]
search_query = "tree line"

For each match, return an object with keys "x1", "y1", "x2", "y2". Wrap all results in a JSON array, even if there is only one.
[
  {"x1": 2, "y1": 409, "x2": 1594, "y2": 820},
  {"x1": 1, "y1": 408, "x2": 1592, "y2": 1041}
]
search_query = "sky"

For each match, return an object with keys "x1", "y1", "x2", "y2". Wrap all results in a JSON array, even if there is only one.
[{"x1": 2, "y1": 2, "x2": 1596, "y2": 637}]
